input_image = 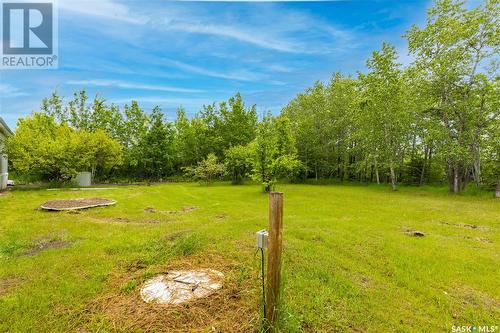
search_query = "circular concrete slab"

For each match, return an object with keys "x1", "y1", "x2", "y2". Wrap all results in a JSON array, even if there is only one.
[{"x1": 140, "y1": 269, "x2": 224, "y2": 305}]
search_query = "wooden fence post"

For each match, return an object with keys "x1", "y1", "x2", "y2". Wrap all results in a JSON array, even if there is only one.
[{"x1": 266, "y1": 192, "x2": 284, "y2": 329}]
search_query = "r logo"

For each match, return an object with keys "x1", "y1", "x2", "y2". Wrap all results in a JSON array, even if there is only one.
[{"x1": 2, "y1": 2, "x2": 53, "y2": 54}]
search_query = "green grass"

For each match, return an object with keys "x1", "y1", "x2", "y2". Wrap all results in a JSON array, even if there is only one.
[{"x1": 0, "y1": 183, "x2": 498, "y2": 332}]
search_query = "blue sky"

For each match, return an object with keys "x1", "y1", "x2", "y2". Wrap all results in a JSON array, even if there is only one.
[{"x1": 0, "y1": 0, "x2": 435, "y2": 129}]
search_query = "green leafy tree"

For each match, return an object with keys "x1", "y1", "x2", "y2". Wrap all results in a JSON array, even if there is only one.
[
  {"x1": 219, "y1": 93, "x2": 257, "y2": 150},
  {"x1": 5, "y1": 113, "x2": 122, "y2": 181},
  {"x1": 405, "y1": 0, "x2": 499, "y2": 192},
  {"x1": 283, "y1": 75, "x2": 359, "y2": 181},
  {"x1": 252, "y1": 114, "x2": 302, "y2": 191},
  {"x1": 138, "y1": 107, "x2": 175, "y2": 179},
  {"x1": 224, "y1": 144, "x2": 254, "y2": 184},
  {"x1": 78, "y1": 130, "x2": 123, "y2": 181},
  {"x1": 358, "y1": 43, "x2": 412, "y2": 191},
  {"x1": 183, "y1": 153, "x2": 226, "y2": 184}
]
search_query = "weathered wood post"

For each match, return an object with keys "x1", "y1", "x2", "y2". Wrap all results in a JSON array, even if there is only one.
[{"x1": 266, "y1": 192, "x2": 284, "y2": 329}]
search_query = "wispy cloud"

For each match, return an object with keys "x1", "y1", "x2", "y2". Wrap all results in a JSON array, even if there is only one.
[
  {"x1": 66, "y1": 79, "x2": 204, "y2": 93},
  {"x1": 0, "y1": 84, "x2": 27, "y2": 98},
  {"x1": 163, "y1": 21, "x2": 302, "y2": 53},
  {"x1": 59, "y1": 0, "x2": 148, "y2": 24},
  {"x1": 163, "y1": 59, "x2": 265, "y2": 82},
  {"x1": 60, "y1": 0, "x2": 354, "y2": 55}
]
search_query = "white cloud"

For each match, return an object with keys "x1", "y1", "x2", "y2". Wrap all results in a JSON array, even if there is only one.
[
  {"x1": 0, "y1": 84, "x2": 27, "y2": 98},
  {"x1": 66, "y1": 79, "x2": 204, "y2": 93},
  {"x1": 59, "y1": 0, "x2": 148, "y2": 24},
  {"x1": 59, "y1": 0, "x2": 354, "y2": 55},
  {"x1": 163, "y1": 59, "x2": 264, "y2": 82},
  {"x1": 163, "y1": 21, "x2": 301, "y2": 53}
]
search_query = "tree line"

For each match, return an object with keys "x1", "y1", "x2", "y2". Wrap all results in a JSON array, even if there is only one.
[{"x1": 3, "y1": 0, "x2": 499, "y2": 193}]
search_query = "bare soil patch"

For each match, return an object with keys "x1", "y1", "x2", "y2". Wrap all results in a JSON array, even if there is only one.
[
  {"x1": 19, "y1": 238, "x2": 72, "y2": 257},
  {"x1": 103, "y1": 217, "x2": 131, "y2": 223},
  {"x1": 144, "y1": 206, "x2": 198, "y2": 215},
  {"x1": 41, "y1": 198, "x2": 116, "y2": 211},
  {"x1": 404, "y1": 229, "x2": 425, "y2": 237},
  {"x1": 439, "y1": 221, "x2": 488, "y2": 230},
  {"x1": 214, "y1": 214, "x2": 227, "y2": 220},
  {"x1": 465, "y1": 236, "x2": 493, "y2": 244},
  {"x1": 80, "y1": 253, "x2": 258, "y2": 332},
  {"x1": 181, "y1": 206, "x2": 199, "y2": 213},
  {"x1": 143, "y1": 219, "x2": 161, "y2": 224},
  {"x1": 98, "y1": 217, "x2": 164, "y2": 225}
]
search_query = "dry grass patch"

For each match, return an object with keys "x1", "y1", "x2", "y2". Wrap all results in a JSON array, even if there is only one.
[
  {"x1": 0, "y1": 277, "x2": 23, "y2": 297},
  {"x1": 80, "y1": 253, "x2": 259, "y2": 332}
]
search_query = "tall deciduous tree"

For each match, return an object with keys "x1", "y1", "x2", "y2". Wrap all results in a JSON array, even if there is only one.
[
  {"x1": 358, "y1": 43, "x2": 412, "y2": 191},
  {"x1": 5, "y1": 113, "x2": 122, "y2": 181},
  {"x1": 405, "y1": 0, "x2": 499, "y2": 192}
]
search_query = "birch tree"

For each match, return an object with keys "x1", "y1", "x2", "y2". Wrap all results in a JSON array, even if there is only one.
[
  {"x1": 405, "y1": 0, "x2": 499, "y2": 192},
  {"x1": 358, "y1": 43, "x2": 412, "y2": 191}
]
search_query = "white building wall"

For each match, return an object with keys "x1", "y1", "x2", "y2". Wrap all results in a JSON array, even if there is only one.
[{"x1": 0, "y1": 132, "x2": 7, "y2": 191}]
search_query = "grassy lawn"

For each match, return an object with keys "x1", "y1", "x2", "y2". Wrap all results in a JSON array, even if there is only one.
[{"x1": 0, "y1": 183, "x2": 498, "y2": 332}]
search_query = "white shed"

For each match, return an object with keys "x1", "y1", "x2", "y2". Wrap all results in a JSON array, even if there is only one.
[{"x1": 0, "y1": 117, "x2": 13, "y2": 191}]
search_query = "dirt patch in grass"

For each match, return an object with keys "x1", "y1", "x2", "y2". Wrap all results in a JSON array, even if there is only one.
[
  {"x1": 144, "y1": 207, "x2": 156, "y2": 213},
  {"x1": 181, "y1": 206, "x2": 199, "y2": 213},
  {"x1": 103, "y1": 217, "x2": 131, "y2": 223},
  {"x1": 143, "y1": 219, "x2": 161, "y2": 224},
  {"x1": 214, "y1": 214, "x2": 227, "y2": 220},
  {"x1": 144, "y1": 206, "x2": 199, "y2": 215},
  {"x1": 163, "y1": 230, "x2": 191, "y2": 242},
  {"x1": 124, "y1": 260, "x2": 148, "y2": 272},
  {"x1": 99, "y1": 217, "x2": 163, "y2": 225},
  {"x1": 448, "y1": 285, "x2": 500, "y2": 320},
  {"x1": 79, "y1": 253, "x2": 258, "y2": 332},
  {"x1": 0, "y1": 277, "x2": 23, "y2": 297},
  {"x1": 404, "y1": 229, "x2": 425, "y2": 237},
  {"x1": 465, "y1": 236, "x2": 493, "y2": 244},
  {"x1": 19, "y1": 238, "x2": 72, "y2": 257},
  {"x1": 439, "y1": 221, "x2": 488, "y2": 231},
  {"x1": 41, "y1": 198, "x2": 116, "y2": 211}
]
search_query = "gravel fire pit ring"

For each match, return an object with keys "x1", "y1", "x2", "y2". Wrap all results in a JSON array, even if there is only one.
[{"x1": 40, "y1": 198, "x2": 116, "y2": 211}]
